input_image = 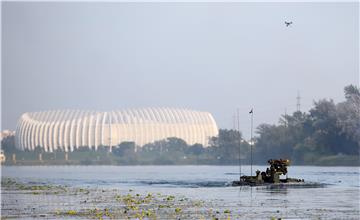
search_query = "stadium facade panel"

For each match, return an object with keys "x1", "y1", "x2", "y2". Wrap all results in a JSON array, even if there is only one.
[{"x1": 15, "y1": 108, "x2": 219, "y2": 152}]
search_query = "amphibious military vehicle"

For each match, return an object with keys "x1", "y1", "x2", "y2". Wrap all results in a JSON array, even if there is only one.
[{"x1": 232, "y1": 159, "x2": 304, "y2": 186}]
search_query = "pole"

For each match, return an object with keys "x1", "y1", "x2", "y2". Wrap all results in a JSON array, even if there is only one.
[
  {"x1": 250, "y1": 109, "x2": 253, "y2": 176},
  {"x1": 233, "y1": 114, "x2": 236, "y2": 130},
  {"x1": 237, "y1": 108, "x2": 241, "y2": 181},
  {"x1": 109, "y1": 112, "x2": 112, "y2": 153}
]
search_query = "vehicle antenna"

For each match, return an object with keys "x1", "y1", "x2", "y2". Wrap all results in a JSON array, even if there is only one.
[{"x1": 237, "y1": 108, "x2": 241, "y2": 181}]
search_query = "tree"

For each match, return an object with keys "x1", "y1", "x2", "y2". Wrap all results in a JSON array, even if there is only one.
[
  {"x1": 208, "y1": 129, "x2": 248, "y2": 163},
  {"x1": 253, "y1": 85, "x2": 360, "y2": 165},
  {"x1": 187, "y1": 143, "x2": 204, "y2": 155},
  {"x1": 113, "y1": 142, "x2": 135, "y2": 157},
  {"x1": 255, "y1": 124, "x2": 293, "y2": 162},
  {"x1": 165, "y1": 137, "x2": 187, "y2": 153},
  {"x1": 338, "y1": 86, "x2": 360, "y2": 140},
  {"x1": 344, "y1": 85, "x2": 360, "y2": 101},
  {"x1": 309, "y1": 99, "x2": 340, "y2": 154},
  {"x1": 1, "y1": 135, "x2": 16, "y2": 154}
]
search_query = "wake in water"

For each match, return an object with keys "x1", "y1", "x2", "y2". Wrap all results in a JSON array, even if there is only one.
[
  {"x1": 10, "y1": 178, "x2": 231, "y2": 188},
  {"x1": 12, "y1": 177, "x2": 327, "y2": 189},
  {"x1": 138, "y1": 180, "x2": 231, "y2": 188}
]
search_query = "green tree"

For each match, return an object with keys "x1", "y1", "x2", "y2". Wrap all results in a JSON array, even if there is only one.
[
  {"x1": 113, "y1": 142, "x2": 136, "y2": 157},
  {"x1": 209, "y1": 129, "x2": 248, "y2": 163},
  {"x1": 337, "y1": 85, "x2": 360, "y2": 148},
  {"x1": 255, "y1": 124, "x2": 293, "y2": 163},
  {"x1": 186, "y1": 143, "x2": 204, "y2": 156},
  {"x1": 309, "y1": 99, "x2": 344, "y2": 154},
  {"x1": 1, "y1": 135, "x2": 16, "y2": 154},
  {"x1": 165, "y1": 137, "x2": 187, "y2": 153},
  {"x1": 253, "y1": 85, "x2": 360, "y2": 165}
]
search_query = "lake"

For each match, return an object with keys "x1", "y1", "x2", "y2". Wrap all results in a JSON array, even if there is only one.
[{"x1": 1, "y1": 165, "x2": 359, "y2": 219}]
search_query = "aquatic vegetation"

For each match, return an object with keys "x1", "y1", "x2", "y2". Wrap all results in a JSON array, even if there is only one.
[
  {"x1": 133, "y1": 212, "x2": 143, "y2": 219},
  {"x1": 115, "y1": 194, "x2": 122, "y2": 202},
  {"x1": 129, "y1": 205, "x2": 139, "y2": 211},
  {"x1": 78, "y1": 188, "x2": 90, "y2": 194},
  {"x1": 146, "y1": 192, "x2": 153, "y2": 199},
  {"x1": 270, "y1": 217, "x2": 283, "y2": 220},
  {"x1": 1, "y1": 178, "x2": 69, "y2": 195},
  {"x1": 90, "y1": 208, "x2": 112, "y2": 219},
  {"x1": 165, "y1": 195, "x2": 175, "y2": 201},
  {"x1": 2, "y1": 178, "x2": 238, "y2": 219},
  {"x1": 144, "y1": 209, "x2": 154, "y2": 217},
  {"x1": 104, "y1": 208, "x2": 111, "y2": 217},
  {"x1": 123, "y1": 194, "x2": 136, "y2": 204},
  {"x1": 55, "y1": 207, "x2": 114, "y2": 219},
  {"x1": 193, "y1": 201, "x2": 203, "y2": 207},
  {"x1": 1, "y1": 178, "x2": 17, "y2": 186},
  {"x1": 158, "y1": 204, "x2": 166, "y2": 209},
  {"x1": 67, "y1": 210, "x2": 77, "y2": 215}
]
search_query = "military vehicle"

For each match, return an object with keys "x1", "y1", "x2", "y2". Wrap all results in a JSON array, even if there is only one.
[{"x1": 232, "y1": 159, "x2": 304, "y2": 186}]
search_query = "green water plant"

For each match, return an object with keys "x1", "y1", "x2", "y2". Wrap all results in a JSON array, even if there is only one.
[
  {"x1": 67, "y1": 210, "x2": 77, "y2": 215},
  {"x1": 175, "y1": 207, "x2": 182, "y2": 213}
]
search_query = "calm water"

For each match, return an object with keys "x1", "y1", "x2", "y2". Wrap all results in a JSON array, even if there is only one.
[{"x1": 2, "y1": 165, "x2": 360, "y2": 219}]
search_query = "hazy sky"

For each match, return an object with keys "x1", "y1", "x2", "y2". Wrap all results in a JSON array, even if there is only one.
[{"x1": 2, "y1": 2, "x2": 359, "y2": 139}]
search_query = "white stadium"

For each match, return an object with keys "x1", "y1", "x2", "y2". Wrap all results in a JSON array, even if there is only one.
[{"x1": 15, "y1": 108, "x2": 219, "y2": 152}]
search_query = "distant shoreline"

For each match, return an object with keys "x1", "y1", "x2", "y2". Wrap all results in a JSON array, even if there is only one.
[
  {"x1": 2, "y1": 149, "x2": 359, "y2": 167},
  {"x1": 2, "y1": 163, "x2": 359, "y2": 167}
]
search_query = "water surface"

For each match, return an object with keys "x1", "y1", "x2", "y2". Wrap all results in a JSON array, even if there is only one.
[{"x1": 2, "y1": 165, "x2": 359, "y2": 219}]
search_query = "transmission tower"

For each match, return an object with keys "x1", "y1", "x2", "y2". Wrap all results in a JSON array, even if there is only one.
[
  {"x1": 296, "y1": 91, "x2": 301, "y2": 112},
  {"x1": 232, "y1": 113, "x2": 236, "y2": 130}
]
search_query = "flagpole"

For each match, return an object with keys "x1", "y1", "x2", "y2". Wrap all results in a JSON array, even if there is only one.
[{"x1": 250, "y1": 109, "x2": 253, "y2": 176}]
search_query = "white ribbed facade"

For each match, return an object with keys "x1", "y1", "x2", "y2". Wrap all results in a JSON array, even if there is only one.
[{"x1": 15, "y1": 108, "x2": 219, "y2": 152}]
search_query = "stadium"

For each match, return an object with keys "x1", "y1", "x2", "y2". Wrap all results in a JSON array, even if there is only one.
[{"x1": 15, "y1": 108, "x2": 219, "y2": 152}]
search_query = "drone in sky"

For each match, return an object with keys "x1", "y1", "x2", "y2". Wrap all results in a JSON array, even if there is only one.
[{"x1": 285, "y1": 21, "x2": 293, "y2": 27}]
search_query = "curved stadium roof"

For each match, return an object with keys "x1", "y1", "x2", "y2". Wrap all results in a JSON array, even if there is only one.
[{"x1": 15, "y1": 108, "x2": 219, "y2": 152}]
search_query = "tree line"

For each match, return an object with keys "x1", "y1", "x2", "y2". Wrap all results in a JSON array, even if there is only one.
[{"x1": 254, "y1": 85, "x2": 360, "y2": 165}]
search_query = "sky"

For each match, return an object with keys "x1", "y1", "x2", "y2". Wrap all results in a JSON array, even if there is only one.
[{"x1": 1, "y1": 2, "x2": 359, "y2": 139}]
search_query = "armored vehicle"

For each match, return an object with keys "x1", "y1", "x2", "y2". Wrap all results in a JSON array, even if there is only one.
[{"x1": 232, "y1": 159, "x2": 304, "y2": 186}]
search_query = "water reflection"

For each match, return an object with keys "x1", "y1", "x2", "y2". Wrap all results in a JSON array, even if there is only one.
[{"x1": 263, "y1": 187, "x2": 289, "y2": 195}]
